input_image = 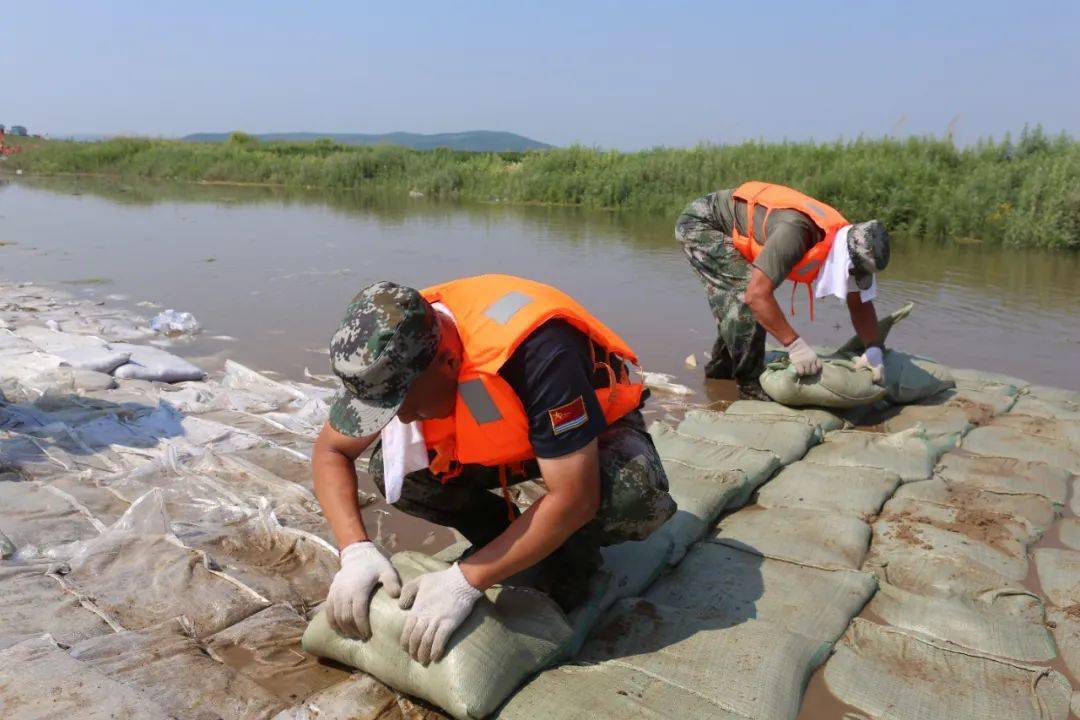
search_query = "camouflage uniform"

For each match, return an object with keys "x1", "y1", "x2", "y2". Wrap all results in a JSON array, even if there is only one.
[
  {"x1": 329, "y1": 280, "x2": 675, "y2": 611},
  {"x1": 675, "y1": 193, "x2": 767, "y2": 383},
  {"x1": 368, "y1": 410, "x2": 673, "y2": 609}
]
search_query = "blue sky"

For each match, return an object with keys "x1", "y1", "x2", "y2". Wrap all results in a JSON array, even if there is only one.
[{"x1": 4, "y1": 0, "x2": 1077, "y2": 149}]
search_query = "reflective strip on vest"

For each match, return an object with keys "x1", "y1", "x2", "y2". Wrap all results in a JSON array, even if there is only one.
[
  {"x1": 484, "y1": 291, "x2": 533, "y2": 325},
  {"x1": 804, "y1": 201, "x2": 828, "y2": 220},
  {"x1": 458, "y1": 379, "x2": 503, "y2": 424}
]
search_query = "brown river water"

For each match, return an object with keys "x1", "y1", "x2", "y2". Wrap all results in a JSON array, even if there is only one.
[{"x1": 2, "y1": 176, "x2": 1078, "y2": 393}]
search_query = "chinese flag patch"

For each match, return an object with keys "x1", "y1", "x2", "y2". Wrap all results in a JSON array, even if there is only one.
[{"x1": 548, "y1": 396, "x2": 588, "y2": 435}]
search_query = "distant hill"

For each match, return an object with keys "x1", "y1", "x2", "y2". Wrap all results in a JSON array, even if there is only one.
[{"x1": 181, "y1": 130, "x2": 552, "y2": 152}]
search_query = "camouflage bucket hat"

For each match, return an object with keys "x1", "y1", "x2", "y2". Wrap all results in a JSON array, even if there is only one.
[
  {"x1": 328, "y1": 281, "x2": 441, "y2": 437},
  {"x1": 847, "y1": 220, "x2": 891, "y2": 290}
]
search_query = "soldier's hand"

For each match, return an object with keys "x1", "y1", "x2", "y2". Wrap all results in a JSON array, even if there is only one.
[
  {"x1": 398, "y1": 563, "x2": 482, "y2": 665},
  {"x1": 325, "y1": 541, "x2": 401, "y2": 640},
  {"x1": 854, "y1": 346, "x2": 885, "y2": 384},
  {"x1": 784, "y1": 337, "x2": 822, "y2": 376}
]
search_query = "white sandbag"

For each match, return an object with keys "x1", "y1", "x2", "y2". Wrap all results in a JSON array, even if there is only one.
[
  {"x1": 0, "y1": 329, "x2": 40, "y2": 357},
  {"x1": 645, "y1": 541, "x2": 877, "y2": 643},
  {"x1": 755, "y1": 461, "x2": 900, "y2": 519},
  {"x1": 991, "y1": 414, "x2": 1080, "y2": 447},
  {"x1": 1046, "y1": 608, "x2": 1080, "y2": 682},
  {"x1": 802, "y1": 426, "x2": 958, "y2": 482},
  {"x1": 723, "y1": 399, "x2": 845, "y2": 435},
  {"x1": 895, "y1": 478, "x2": 1058, "y2": 538},
  {"x1": 761, "y1": 358, "x2": 887, "y2": 409},
  {"x1": 0, "y1": 635, "x2": 174, "y2": 720},
  {"x1": 25, "y1": 367, "x2": 117, "y2": 395},
  {"x1": 111, "y1": 342, "x2": 206, "y2": 383},
  {"x1": 641, "y1": 370, "x2": 693, "y2": 396},
  {"x1": 1060, "y1": 518, "x2": 1080, "y2": 551},
  {"x1": 1010, "y1": 395, "x2": 1080, "y2": 421},
  {"x1": 867, "y1": 582, "x2": 1056, "y2": 661},
  {"x1": 879, "y1": 496, "x2": 1037, "y2": 556},
  {"x1": 500, "y1": 602, "x2": 831, "y2": 720},
  {"x1": 1026, "y1": 384, "x2": 1080, "y2": 406},
  {"x1": 936, "y1": 450, "x2": 1070, "y2": 506},
  {"x1": 70, "y1": 620, "x2": 287, "y2": 720},
  {"x1": 865, "y1": 517, "x2": 1028, "y2": 584},
  {"x1": 13, "y1": 324, "x2": 109, "y2": 353},
  {"x1": 302, "y1": 551, "x2": 572, "y2": 720},
  {"x1": 824, "y1": 619, "x2": 1072, "y2": 720},
  {"x1": 710, "y1": 506, "x2": 871, "y2": 571},
  {"x1": 951, "y1": 385, "x2": 1018, "y2": 416},
  {"x1": 950, "y1": 367, "x2": 1027, "y2": 393},
  {"x1": 881, "y1": 351, "x2": 955, "y2": 404},
  {"x1": 962, "y1": 425, "x2": 1080, "y2": 474},
  {"x1": 54, "y1": 346, "x2": 132, "y2": 373},
  {"x1": 649, "y1": 422, "x2": 780, "y2": 488},
  {"x1": 1034, "y1": 549, "x2": 1080, "y2": 608},
  {"x1": 675, "y1": 409, "x2": 818, "y2": 464}
]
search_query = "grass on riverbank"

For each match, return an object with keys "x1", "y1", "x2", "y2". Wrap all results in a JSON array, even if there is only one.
[{"x1": 6, "y1": 129, "x2": 1079, "y2": 248}]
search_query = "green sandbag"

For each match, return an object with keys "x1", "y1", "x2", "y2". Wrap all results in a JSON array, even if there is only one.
[
  {"x1": 824, "y1": 619, "x2": 1073, "y2": 720},
  {"x1": 676, "y1": 409, "x2": 819, "y2": 464},
  {"x1": 302, "y1": 552, "x2": 572, "y2": 720},
  {"x1": 763, "y1": 301, "x2": 952, "y2": 409},
  {"x1": 881, "y1": 351, "x2": 955, "y2": 404},
  {"x1": 761, "y1": 358, "x2": 887, "y2": 409},
  {"x1": 867, "y1": 581, "x2": 1056, "y2": 662},
  {"x1": 835, "y1": 301, "x2": 913, "y2": 355},
  {"x1": 723, "y1": 400, "x2": 845, "y2": 437}
]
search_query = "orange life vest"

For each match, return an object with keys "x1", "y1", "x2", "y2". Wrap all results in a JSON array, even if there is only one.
[
  {"x1": 418, "y1": 274, "x2": 644, "y2": 496},
  {"x1": 730, "y1": 181, "x2": 850, "y2": 319}
]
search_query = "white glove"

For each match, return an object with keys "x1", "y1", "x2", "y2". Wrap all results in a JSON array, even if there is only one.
[
  {"x1": 398, "y1": 563, "x2": 482, "y2": 665},
  {"x1": 325, "y1": 541, "x2": 402, "y2": 640},
  {"x1": 855, "y1": 346, "x2": 886, "y2": 384},
  {"x1": 784, "y1": 337, "x2": 822, "y2": 377}
]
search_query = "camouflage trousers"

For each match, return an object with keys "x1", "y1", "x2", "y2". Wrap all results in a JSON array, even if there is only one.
[
  {"x1": 675, "y1": 194, "x2": 767, "y2": 383},
  {"x1": 369, "y1": 410, "x2": 675, "y2": 609}
]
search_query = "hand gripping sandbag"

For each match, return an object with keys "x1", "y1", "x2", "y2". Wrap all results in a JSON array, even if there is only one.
[
  {"x1": 760, "y1": 358, "x2": 887, "y2": 409},
  {"x1": 302, "y1": 551, "x2": 572, "y2": 720}
]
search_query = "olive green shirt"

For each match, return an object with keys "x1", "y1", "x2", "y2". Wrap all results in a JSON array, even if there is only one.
[{"x1": 712, "y1": 189, "x2": 824, "y2": 287}]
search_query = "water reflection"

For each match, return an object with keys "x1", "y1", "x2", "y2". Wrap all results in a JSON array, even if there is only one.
[{"x1": 2, "y1": 176, "x2": 1076, "y2": 390}]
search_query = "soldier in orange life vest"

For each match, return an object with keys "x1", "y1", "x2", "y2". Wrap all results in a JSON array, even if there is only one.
[
  {"x1": 312, "y1": 275, "x2": 675, "y2": 665},
  {"x1": 676, "y1": 182, "x2": 892, "y2": 398}
]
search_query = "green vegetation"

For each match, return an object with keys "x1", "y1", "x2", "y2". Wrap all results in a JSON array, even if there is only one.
[
  {"x1": 6, "y1": 128, "x2": 1078, "y2": 248},
  {"x1": 182, "y1": 130, "x2": 552, "y2": 152}
]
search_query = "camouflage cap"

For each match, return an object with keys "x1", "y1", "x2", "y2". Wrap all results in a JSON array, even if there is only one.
[
  {"x1": 327, "y1": 281, "x2": 441, "y2": 437},
  {"x1": 847, "y1": 220, "x2": 891, "y2": 290}
]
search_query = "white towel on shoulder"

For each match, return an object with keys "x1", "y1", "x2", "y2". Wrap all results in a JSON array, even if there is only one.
[
  {"x1": 379, "y1": 302, "x2": 457, "y2": 504},
  {"x1": 814, "y1": 225, "x2": 877, "y2": 303}
]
